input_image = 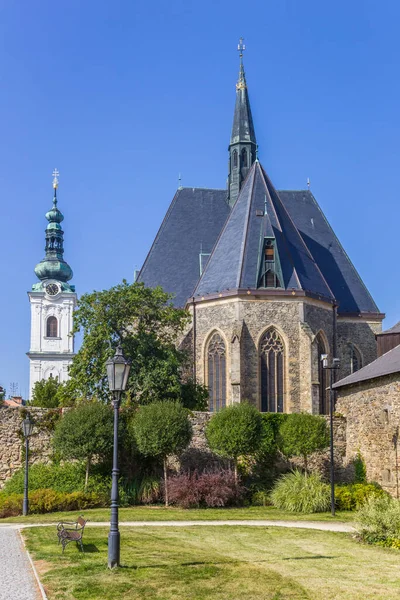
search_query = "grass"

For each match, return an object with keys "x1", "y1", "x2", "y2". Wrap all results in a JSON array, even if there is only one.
[
  {"x1": 0, "y1": 505, "x2": 356, "y2": 524},
  {"x1": 24, "y1": 525, "x2": 400, "y2": 599}
]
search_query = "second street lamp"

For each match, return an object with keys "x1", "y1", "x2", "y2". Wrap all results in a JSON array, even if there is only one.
[
  {"x1": 321, "y1": 354, "x2": 340, "y2": 517},
  {"x1": 106, "y1": 345, "x2": 131, "y2": 569},
  {"x1": 22, "y1": 413, "x2": 34, "y2": 517}
]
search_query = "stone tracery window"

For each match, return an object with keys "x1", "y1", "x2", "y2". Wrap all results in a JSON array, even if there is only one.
[
  {"x1": 260, "y1": 328, "x2": 284, "y2": 412},
  {"x1": 207, "y1": 332, "x2": 226, "y2": 412},
  {"x1": 233, "y1": 150, "x2": 238, "y2": 168},
  {"x1": 349, "y1": 344, "x2": 362, "y2": 374},
  {"x1": 46, "y1": 316, "x2": 58, "y2": 338}
]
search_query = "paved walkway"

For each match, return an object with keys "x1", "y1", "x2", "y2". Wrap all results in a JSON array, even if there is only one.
[
  {"x1": 2, "y1": 519, "x2": 355, "y2": 533},
  {"x1": 0, "y1": 528, "x2": 40, "y2": 600}
]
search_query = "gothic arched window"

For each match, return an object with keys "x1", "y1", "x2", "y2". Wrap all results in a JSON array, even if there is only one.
[
  {"x1": 316, "y1": 334, "x2": 328, "y2": 414},
  {"x1": 207, "y1": 332, "x2": 226, "y2": 412},
  {"x1": 260, "y1": 328, "x2": 285, "y2": 412},
  {"x1": 349, "y1": 344, "x2": 362, "y2": 373},
  {"x1": 47, "y1": 316, "x2": 58, "y2": 338},
  {"x1": 241, "y1": 148, "x2": 248, "y2": 168},
  {"x1": 233, "y1": 150, "x2": 238, "y2": 168}
]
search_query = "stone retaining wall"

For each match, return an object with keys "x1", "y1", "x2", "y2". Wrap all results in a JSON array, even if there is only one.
[{"x1": 0, "y1": 406, "x2": 53, "y2": 488}]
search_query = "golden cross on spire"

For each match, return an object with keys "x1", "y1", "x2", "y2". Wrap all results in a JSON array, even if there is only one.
[
  {"x1": 52, "y1": 168, "x2": 59, "y2": 189},
  {"x1": 238, "y1": 37, "x2": 245, "y2": 58}
]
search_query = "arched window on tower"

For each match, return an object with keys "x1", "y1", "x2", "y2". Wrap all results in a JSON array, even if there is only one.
[
  {"x1": 207, "y1": 332, "x2": 226, "y2": 412},
  {"x1": 233, "y1": 150, "x2": 238, "y2": 168},
  {"x1": 260, "y1": 328, "x2": 285, "y2": 412},
  {"x1": 46, "y1": 316, "x2": 58, "y2": 338},
  {"x1": 316, "y1": 334, "x2": 328, "y2": 414},
  {"x1": 349, "y1": 344, "x2": 362, "y2": 373},
  {"x1": 241, "y1": 148, "x2": 248, "y2": 168}
]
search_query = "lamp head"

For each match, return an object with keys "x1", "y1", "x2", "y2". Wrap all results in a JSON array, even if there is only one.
[
  {"x1": 320, "y1": 353, "x2": 328, "y2": 369},
  {"x1": 106, "y1": 345, "x2": 131, "y2": 393},
  {"x1": 22, "y1": 414, "x2": 34, "y2": 438}
]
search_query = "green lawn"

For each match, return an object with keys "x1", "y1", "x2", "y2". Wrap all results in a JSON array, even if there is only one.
[
  {"x1": 24, "y1": 525, "x2": 400, "y2": 599},
  {"x1": 0, "y1": 505, "x2": 356, "y2": 524}
]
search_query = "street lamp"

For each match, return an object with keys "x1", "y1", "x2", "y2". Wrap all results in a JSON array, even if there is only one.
[
  {"x1": 106, "y1": 345, "x2": 131, "y2": 569},
  {"x1": 321, "y1": 354, "x2": 340, "y2": 517},
  {"x1": 21, "y1": 413, "x2": 34, "y2": 517}
]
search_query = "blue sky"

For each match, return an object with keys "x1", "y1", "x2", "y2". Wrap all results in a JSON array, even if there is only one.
[{"x1": 1, "y1": 0, "x2": 400, "y2": 397}]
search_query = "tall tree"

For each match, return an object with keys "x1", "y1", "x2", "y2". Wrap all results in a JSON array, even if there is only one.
[
  {"x1": 67, "y1": 281, "x2": 191, "y2": 403},
  {"x1": 30, "y1": 376, "x2": 61, "y2": 408}
]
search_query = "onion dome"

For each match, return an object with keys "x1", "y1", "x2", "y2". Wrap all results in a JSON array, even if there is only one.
[{"x1": 33, "y1": 170, "x2": 74, "y2": 286}]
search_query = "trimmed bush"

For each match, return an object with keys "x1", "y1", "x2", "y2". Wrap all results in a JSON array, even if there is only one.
[
  {"x1": 270, "y1": 470, "x2": 330, "y2": 513},
  {"x1": 0, "y1": 488, "x2": 105, "y2": 518},
  {"x1": 2, "y1": 463, "x2": 111, "y2": 496},
  {"x1": 53, "y1": 402, "x2": 114, "y2": 489},
  {"x1": 206, "y1": 403, "x2": 263, "y2": 483},
  {"x1": 335, "y1": 483, "x2": 387, "y2": 511},
  {"x1": 132, "y1": 401, "x2": 192, "y2": 506},
  {"x1": 356, "y1": 495, "x2": 400, "y2": 546},
  {"x1": 167, "y1": 470, "x2": 243, "y2": 508},
  {"x1": 278, "y1": 413, "x2": 329, "y2": 471}
]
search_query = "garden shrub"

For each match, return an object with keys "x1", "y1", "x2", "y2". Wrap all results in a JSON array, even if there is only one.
[
  {"x1": 278, "y1": 413, "x2": 329, "y2": 472},
  {"x1": 0, "y1": 488, "x2": 105, "y2": 518},
  {"x1": 354, "y1": 451, "x2": 367, "y2": 483},
  {"x1": 123, "y1": 475, "x2": 161, "y2": 505},
  {"x1": 356, "y1": 495, "x2": 400, "y2": 546},
  {"x1": 270, "y1": 470, "x2": 330, "y2": 513},
  {"x1": 167, "y1": 470, "x2": 243, "y2": 508},
  {"x1": 335, "y1": 482, "x2": 386, "y2": 511},
  {"x1": 251, "y1": 489, "x2": 272, "y2": 507},
  {"x1": 2, "y1": 462, "x2": 111, "y2": 496}
]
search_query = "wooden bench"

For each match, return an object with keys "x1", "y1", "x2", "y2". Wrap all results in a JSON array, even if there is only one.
[{"x1": 57, "y1": 516, "x2": 87, "y2": 553}]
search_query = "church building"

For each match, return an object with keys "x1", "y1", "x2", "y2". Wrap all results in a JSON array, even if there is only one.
[
  {"x1": 27, "y1": 171, "x2": 76, "y2": 398},
  {"x1": 138, "y1": 43, "x2": 384, "y2": 414}
]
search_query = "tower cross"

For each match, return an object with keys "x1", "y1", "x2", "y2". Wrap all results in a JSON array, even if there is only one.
[
  {"x1": 238, "y1": 37, "x2": 245, "y2": 58},
  {"x1": 52, "y1": 168, "x2": 60, "y2": 189}
]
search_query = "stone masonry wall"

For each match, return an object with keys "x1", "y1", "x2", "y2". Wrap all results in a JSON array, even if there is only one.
[
  {"x1": 337, "y1": 319, "x2": 381, "y2": 380},
  {"x1": 336, "y1": 374, "x2": 400, "y2": 496},
  {"x1": 0, "y1": 406, "x2": 53, "y2": 489}
]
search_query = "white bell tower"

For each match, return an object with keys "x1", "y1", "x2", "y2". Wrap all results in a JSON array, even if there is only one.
[{"x1": 27, "y1": 170, "x2": 77, "y2": 398}]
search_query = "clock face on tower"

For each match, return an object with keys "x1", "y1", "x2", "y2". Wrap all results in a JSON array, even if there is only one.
[{"x1": 45, "y1": 283, "x2": 60, "y2": 296}]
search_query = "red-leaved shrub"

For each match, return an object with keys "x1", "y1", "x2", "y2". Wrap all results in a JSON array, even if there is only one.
[{"x1": 167, "y1": 469, "x2": 243, "y2": 508}]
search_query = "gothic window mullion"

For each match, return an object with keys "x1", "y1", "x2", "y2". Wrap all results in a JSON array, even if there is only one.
[
  {"x1": 260, "y1": 329, "x2": 284, "y2": 413},
  {"x1": 207, "y1": 333, "x2": 226, "y2": 412}
]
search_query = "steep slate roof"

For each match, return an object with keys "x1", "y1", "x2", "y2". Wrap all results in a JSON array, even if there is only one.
[
  {"x1": 333, "y1": 343, "x2": 400, "y2": 389},
  {"x1": 194, "y1": 161, "x2": 335, "y2": 302},
  {"x1": 230, "y1": 61, "x2": 256, "y2": 147},
  {"x1": 279, "y1": 190, "x2": 380, "y2": 315},
  {"x1": 137, "y1": 187, "x2": 230, "y2": 307}
]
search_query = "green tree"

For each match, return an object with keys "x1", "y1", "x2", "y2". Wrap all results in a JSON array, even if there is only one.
[
  {"x1": 205, "y1": 403, "x2": 263, "y2": 484},
  {"x1": 67, "y1": 281, "x2": 193, "y2": 404},
  {"x1": 132, "y1": 401, "x2": 192, "y2": 506},
  {"x1": 52, "y1": 402, "x2": 114, "y2": 490},
  {"x1": 278, "y1": 413, "x2": 329, "y2": 472},
  {"x1": 30, "y1": 376, "x2": 61, "y2": 408}
]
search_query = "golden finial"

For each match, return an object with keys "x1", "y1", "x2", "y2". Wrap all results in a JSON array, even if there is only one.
[
  {"x1": 52, "y1": 168, "x2": 59, "y2": 190},
  {"x1": 236, "y1": 37, "x2": 247, "y2": 90}
]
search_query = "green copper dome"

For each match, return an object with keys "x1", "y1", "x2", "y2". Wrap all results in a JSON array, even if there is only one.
[{"x1": 33, "y1": 180, "x2": 74, "y2": 288}]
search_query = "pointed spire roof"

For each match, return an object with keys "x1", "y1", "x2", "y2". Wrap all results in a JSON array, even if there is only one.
[
  {"x1": 194, "y1": 161, "x2": 335, "y2": 302},
  {"x1": 230, "y1": 39, "x2": 256, "y2": 148},
  {"x1": 33, "y1": 170, "x2": 75, "y2": 292}
]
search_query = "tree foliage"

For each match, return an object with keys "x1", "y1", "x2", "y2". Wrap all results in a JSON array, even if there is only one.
[
  {"x1": 52, "y1": 402, "x2": 114, "y2": 489},
  {"x1": 278, "y1": 413, "x2": 329, "y2": 471},
  {"x1": 205, "y1": 403, "x2": 263, "y2": 482},
  {"x1": 30, "y1": 377, "x2": 62, "y2": 408},
  {"x1": 66, "y1": 281, "x2": 193, "y2": 404},
  {"x1": 131, "y1": 401, "x2": 192, "y2": 506}
]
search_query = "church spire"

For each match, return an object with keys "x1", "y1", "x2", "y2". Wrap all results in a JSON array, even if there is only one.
[
  {"x1": 227, "y1": 38, "x2": 257, "y2": 207},
  {"x1": 33, "y1": 170, "x2": 74, "y2": 292}
]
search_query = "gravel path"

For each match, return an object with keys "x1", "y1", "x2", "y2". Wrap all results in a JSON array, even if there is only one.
[
  {"x1": 2, "y1": 519, "x2": 355, "y2": 533},
  {"x1": 0, "y1": 528, "x2": 39, "y2": 600}
]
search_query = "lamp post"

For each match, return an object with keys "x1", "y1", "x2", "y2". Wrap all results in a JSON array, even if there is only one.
[
  {"x1": 106, "y1": 345, "x2": 131, "y2": 569},
  {"x1": 22, "y1": 413, "x2": 34, "y2": 517},
  {"x1": 321, "y1": 355, "x2": 340, "y2": 517}
]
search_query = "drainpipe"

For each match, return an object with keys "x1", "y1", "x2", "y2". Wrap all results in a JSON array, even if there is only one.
[{"x1": 192, "y1": 297, "x2": 197, "y2": 382}]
